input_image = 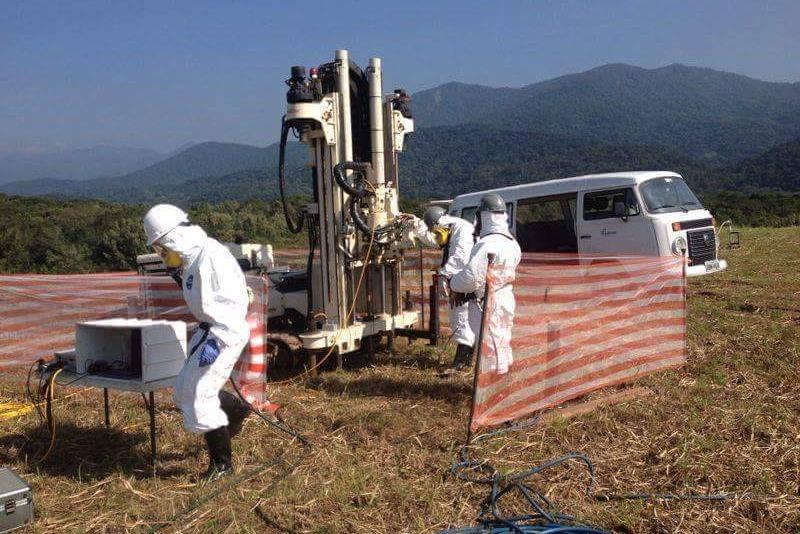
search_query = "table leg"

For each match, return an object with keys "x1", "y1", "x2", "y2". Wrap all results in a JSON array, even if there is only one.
[
  {"x1": 148, "y1": 391, "x2": 156, "y2": 473},
  {"x1": 309, "y1": 352, "x2": 318, "y2": 379},
  {"x1": 103, "y1": 388, "x2": 110, "y2": 427}
]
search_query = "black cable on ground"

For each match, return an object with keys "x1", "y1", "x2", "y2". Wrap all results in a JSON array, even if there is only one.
[
  {"x1": 146, "y1": 454, "x2": 293, "y2": 533},
  {"x1": 229, "y1": 378, "x2": 310, "y2": 447},
  {"x1": 26, "y1": 360, "x2": 45, "y2": 422},
  {"x1": 444, "y1": 418, "x2": 743, "y2": 534},
  {"x1": 146, "y1": 380, "x2": 310, "y2": 532}
]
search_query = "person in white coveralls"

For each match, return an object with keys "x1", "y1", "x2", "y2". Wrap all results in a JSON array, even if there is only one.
[
  {"x1": 143, "y1": 204, "x2": 253, "y2": 482},
  {"x1": 450, "y1": 193, "x2": 521, "y2": 375},
  {"x1": 418, "y1": 206, "x2": 477, "y2": 374}
]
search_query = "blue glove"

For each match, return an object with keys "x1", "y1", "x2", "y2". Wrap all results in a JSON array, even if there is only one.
[{"x1": 197, "y1": 338, "x2": 221, "y2": 367}]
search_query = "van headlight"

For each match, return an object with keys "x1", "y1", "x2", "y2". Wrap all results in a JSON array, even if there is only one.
[{"x1": 671, "y1": 236, "x2": 687, "y2": 256}]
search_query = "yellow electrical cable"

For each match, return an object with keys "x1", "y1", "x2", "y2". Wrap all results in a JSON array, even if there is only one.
[
  {"x1": 35, "y1": 368, "x2": 63, "y2": 464},
  {"x1": 0, "y1": 401, "x2": 33, "y2": 420}
]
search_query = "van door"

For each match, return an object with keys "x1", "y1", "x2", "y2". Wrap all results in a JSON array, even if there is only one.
[
  {"x1": 515, "y1": 194, "x2": 578, "y2": 252},
  {"x1": 578, "y1": 188, "x2": 658, "y2": 255}
]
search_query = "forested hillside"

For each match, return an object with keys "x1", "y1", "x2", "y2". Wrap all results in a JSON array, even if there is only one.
[
  {"x1": 413, "y1": 64, "x2": 800, "y2": 163},
  {"x1": 727, "y1": 139, "x2": 800, "y2": 191},
  {"x1": 398, "y1": 126, "x2": 717, "y2": 197},
  {"x1": 3, "y1": 63, "x2": 799, "y2": 205},
  {"x1": 0, "y1": 142, "x2": 308, "y2": 201},
  {"x1": 0, "y1": 126, "x2": 721, "y2": 204},
  {"x1": 703, "y1": 190, "x2": 800, "y2": 227},
  {"x1": 0, "y1": 195, "x2": 305, "y2": 273}
]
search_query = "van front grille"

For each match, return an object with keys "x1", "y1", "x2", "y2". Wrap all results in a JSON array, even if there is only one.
[
  {"x1": 680, "y1": 218, "x2": 713, "y2": 230},
  {"x1": 687, "y1": 229, "x2": 716, "y2": 265}
]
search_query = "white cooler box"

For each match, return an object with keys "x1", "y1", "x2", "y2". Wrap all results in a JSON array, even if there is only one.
[{"x1": 75, "y1": 318, "x2": 187, "y2": 383}]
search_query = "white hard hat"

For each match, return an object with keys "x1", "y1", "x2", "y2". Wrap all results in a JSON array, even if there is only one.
[{"x1": 143, "y1": 204, "x2": 189, "y2": 246}]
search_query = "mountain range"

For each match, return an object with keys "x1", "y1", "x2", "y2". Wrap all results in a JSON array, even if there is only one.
[
  {"x1": 413, "y1": 63, "x2": 800, "y2": 164},
  {"x1": 0, "y1": 145, "x2": 164, "y2": 184},
  {"x1": 2, "y1": 63, "x2": 799, "y2": 204}
]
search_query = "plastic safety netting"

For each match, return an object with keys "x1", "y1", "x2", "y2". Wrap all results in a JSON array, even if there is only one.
[
  {"x1": 470, "y1": 254, "x2": 686, "y2": 433},
  {"x1": 0, "y1": 272, "x2": 269, "y2": 407}
]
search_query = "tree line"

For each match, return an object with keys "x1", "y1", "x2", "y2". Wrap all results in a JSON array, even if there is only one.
[
  {"x1": 0, "y1": 195, "x2": 306, "y2": 273},
  {"x1": 0, "y1": 191, "x2": 797, "y2": 274}
]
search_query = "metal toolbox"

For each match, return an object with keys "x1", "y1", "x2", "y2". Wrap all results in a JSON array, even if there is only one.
[{"x1": 0, "y1": 468, "x2": 33, "y2": 533}]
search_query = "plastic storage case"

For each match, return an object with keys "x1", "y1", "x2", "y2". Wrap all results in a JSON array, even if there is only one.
[{"x1": 0, "y1": 468, "x2": 33, "y2": 533}]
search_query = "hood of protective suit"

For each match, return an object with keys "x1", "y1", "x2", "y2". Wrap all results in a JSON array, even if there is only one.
[
  {"x1": 157, "y1": 224, "x2": 208, "y2": 269},
  {"x1": 479, "y1": 211, "x2": 512, "y2": 238}
]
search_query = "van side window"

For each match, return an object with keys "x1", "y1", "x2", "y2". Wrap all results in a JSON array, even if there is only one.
[
  {"x1": 460, "y1": 206, "x2": 477, "y2": 225},
  {"x1": 515, "y1": 194, "x2": 577, "y2": 253},
  {"x1": 582, "y1": 188, "x2": 640, "y2": 220}
]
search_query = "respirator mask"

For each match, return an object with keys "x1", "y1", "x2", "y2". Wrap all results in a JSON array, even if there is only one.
[
  {"x1": 433, "y1": 226, "x2": 451, "y2": 247},
  {"x1": 152, "y1": 243, "x2": 183, "y2": 269}
]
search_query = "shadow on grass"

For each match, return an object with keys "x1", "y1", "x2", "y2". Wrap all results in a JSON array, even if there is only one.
[
  {"x1": 0, "y1": 422, "x2": 188, "y2": 480},
  {"x1": 314, "y1": 373, "x2": 472, "y2": 404},
  {"x1": 267, "y1": 339, "x2": 447, "y2": 380}
]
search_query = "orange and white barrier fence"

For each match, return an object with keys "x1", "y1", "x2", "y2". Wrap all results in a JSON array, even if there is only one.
[
  {"x1": 469, "y1": 254, "x2": 686, "y2": 434},
  {"x1": 0, "y1": 273, "x2": 270, "y2": 408}
]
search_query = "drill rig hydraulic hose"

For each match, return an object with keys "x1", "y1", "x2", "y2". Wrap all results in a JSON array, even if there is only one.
[
  {"x1": 348, "y1": 196, "x2": 394, "y2": 238},
  {"x1": 335, "y1": 161, "x2": 396, "y2": 239},
  {"x1": 279, "y1": 117, "x2": 304, "y2": 234},
  {"x1": 333, "y1": 161, "x2": 371, "y2": 199}
]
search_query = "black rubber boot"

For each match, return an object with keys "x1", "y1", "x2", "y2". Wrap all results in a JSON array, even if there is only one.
[
  {"x1": 440, "y1": 344, "x2": 474, "y2": 376},
  {"x1": 453, "y1": 343, "x2": 474, "y2": 370},
  {"x1": 219, "y1": 390, "x2": 252, "y2": 438},
  {"x1": 200, "y1": 426, "x2": 233, "y2": 484}
]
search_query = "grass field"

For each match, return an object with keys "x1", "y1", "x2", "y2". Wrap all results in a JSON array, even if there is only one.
[{"x1": 1, "y1": 226, "x2": 799, "y2": 533}]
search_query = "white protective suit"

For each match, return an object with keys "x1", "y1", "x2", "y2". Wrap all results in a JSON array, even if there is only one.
[
  {"x1": 159, "y1": 224, "x2": 251, "y2": 433},
  {"x1": 437, "y1": 215, "x2": 476, "y2": 347},
  {"x1": 408, "y1": 215, "x2": 439, "y2": 248},
  {"x1": 450, "y1": 211, "x2": 521, "y2": 374}
]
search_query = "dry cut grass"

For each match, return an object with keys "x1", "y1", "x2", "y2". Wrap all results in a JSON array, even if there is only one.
[{"x1": 1, "y1": 226, "x2": 799, "y2": 532}]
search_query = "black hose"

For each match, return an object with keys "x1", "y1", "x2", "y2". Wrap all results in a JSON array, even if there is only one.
[
  {"x1": 229, "y1": 378, "x2": 310, "y2": 446},
  {"x1": 348, "y1": 197, "x2": 396, "y2": 240},
  {"x1": 279, "y1": 117, "x2": 304, "y2": 234},
  {"x1": 349, "y1": 196, "x2": 373, "y2": 236},
  {"x1": 334, "y1": 161, "x2": 371, "y2": 199}
]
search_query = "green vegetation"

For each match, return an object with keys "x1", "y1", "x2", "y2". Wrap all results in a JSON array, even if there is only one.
[
  {"x1": 701, "y1": 190, "x2": 800, "y2": 227},
  {"x1": 4, "y1": 129, "x2": 799, "y2": 227},
  {"x1": 398, "y1": 126, "x2": 713, "y2": 197},
  {"x1": 728, "y1": 139, "x2": 800, "y2": 190},
  {"x1": 0, "y1": 195, "x2": 305, "y2": 273},
  {"x1": 4, "y1": 64, "x2": 800, "y2": 208},
  {"x1": 1, "y1": 184, "x2": 798, "y2": 275}
]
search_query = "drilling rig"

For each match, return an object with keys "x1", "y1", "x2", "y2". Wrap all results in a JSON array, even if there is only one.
[{"x1": 269, "y1": 49, "x2": 429, "y2": 370}]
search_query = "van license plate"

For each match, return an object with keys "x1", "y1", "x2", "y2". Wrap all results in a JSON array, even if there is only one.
[{"x1": 704, "y1": 260, "x2": 720, "y2": 272}]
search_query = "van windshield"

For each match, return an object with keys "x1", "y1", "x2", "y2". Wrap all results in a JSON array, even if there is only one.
[{"x1": 639, "y1": 177, "x2": 703, "y2": 213}]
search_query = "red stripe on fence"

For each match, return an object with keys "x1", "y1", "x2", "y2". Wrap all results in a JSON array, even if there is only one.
[{"x1": 469, "y1": 254, "x2": 686, "y2": 433}]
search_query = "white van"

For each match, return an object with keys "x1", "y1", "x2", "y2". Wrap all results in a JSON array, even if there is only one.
[{"x1": 447, "y1": 171, "x2": 727, "y2": 276}]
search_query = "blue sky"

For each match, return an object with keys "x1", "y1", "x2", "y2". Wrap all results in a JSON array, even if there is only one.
[{"x1": 1, "y1": 0, "x2": 798, "y2": 154}]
